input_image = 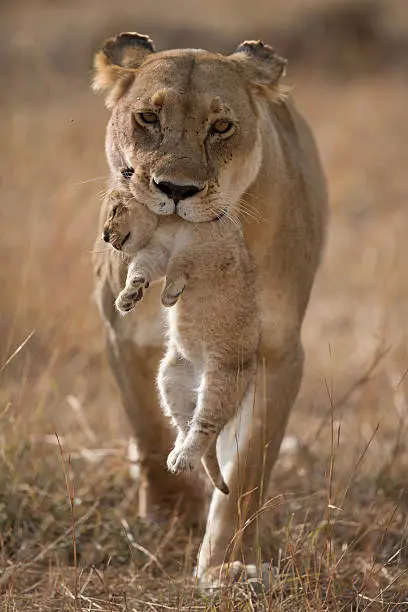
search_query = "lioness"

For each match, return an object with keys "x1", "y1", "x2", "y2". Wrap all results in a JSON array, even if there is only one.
[
  {"x1": 92, "y1": 33, "x2": 327, "y2": 589},
  {"x1": 102, "y1": 187, "x2": 259, "y2": 496}
]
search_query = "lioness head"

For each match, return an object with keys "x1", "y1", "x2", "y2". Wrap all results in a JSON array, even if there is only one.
[{"x1": 93, "y1": 33, "x2": 287, "y2": 223}]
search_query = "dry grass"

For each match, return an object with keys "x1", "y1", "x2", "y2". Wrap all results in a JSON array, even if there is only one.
[{"x1": 1, "y1": 0, "x2": 408, "y2": 609}]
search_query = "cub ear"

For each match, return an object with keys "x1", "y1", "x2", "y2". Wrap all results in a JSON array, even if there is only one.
[
  {"x1": 92, "y1": 32, "x2": 155, "y2": 108},
  {"x1": 230, "y1": 40, "x2": 287, "y2": 92}
]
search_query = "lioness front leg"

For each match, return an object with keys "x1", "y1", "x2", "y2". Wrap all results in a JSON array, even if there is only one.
[
  {"x1": 197, "y1": 343, "x2": 305, "y2": 590},
  {"x1": 167, "y1": 359, "x2": 256, "y2": 474}
]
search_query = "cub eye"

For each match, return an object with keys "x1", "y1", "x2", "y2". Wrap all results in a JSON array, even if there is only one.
[
  {"x1": 212, "y1": 119, "x2": 234, "y2": 135},
  {"x1": 138, "y1": 111, "x2": 159, "y2": 125},
  {"x1": 121, "y1": 167, "x2": 134, "y2": 179},
  {"x1": 110, "y1": 204, "x2": 119, "y2": 218}
]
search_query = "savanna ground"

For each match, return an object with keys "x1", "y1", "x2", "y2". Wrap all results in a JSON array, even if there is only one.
[{"x1": 1, "y1": 0, "x2": 408, "y2": 609}]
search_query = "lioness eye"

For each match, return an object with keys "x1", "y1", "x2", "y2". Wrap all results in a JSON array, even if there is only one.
[
  {"x1": 138, "y1": 111, "x2": 159, "y2": 125},
  {"x1": 212, "y1": 119, "x2": 233, "y2": 135}
]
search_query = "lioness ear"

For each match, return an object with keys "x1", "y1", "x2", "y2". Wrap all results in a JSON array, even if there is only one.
[
  {"x1": 230, "y1": 40, "x2": 287, "y2": 94},
  {"x1": 92, "y1": 32, "x2": 155, "y2": 108}
]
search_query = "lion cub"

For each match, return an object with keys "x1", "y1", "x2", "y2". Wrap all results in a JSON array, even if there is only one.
[{"x1": 103, "y1": 189, "x2": 259, "y2": 495}]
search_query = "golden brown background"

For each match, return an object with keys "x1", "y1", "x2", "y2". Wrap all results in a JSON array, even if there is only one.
[{"x1": 1, "y1": 0, "x2": 408, "y2": 608}]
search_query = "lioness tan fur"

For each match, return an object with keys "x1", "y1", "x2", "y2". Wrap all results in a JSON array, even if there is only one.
[
  {"x1": 102, "y1": 187, "x2": 259, "y2": 496},
  {"x1": 92, "y1": 33, "x2": 327, "y2": 590}
]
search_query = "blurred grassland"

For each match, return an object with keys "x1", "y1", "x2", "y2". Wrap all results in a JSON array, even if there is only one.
[{"x1": 1, "y1": 0, "x2": 408, "y2": 609}]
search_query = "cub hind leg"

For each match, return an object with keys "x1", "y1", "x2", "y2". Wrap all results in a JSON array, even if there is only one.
[
  {"x1": 158, "y1": 345, "x2": 230, "y2": 495},
  {"x1": 167, "y1": 357, "x2": 257, "y2": 486},
  {"x1": 157, "y1": 343, "x2": 197, "y2": 457}
]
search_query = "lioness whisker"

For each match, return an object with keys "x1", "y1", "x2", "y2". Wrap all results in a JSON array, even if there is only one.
[
  {"x1": 215, "y1": 196, "x2": 265, "y2": 225},
  {"x1": 222, "y1": 194, "x2": 266, "y2": 223},
  {"x1": 75, "y1": 175, "x2": 110, "y2": 186},
  {"x1": 236, "y1": 207, "x2": 265, "y2": 224}
]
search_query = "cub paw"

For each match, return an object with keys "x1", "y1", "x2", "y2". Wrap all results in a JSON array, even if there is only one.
[
  {"x1": 161, "y1": 276, "x2": 187, "y2": 308},
  {"x1": 115, "y1": 277, "x2": 149, "y2": 314},
  {"x1": 167, "y1": 444, "x2": 197, "y2": 474}
]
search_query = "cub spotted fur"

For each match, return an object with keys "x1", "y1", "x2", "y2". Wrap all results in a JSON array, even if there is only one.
[{"x1": 103, "y1": 188, "x2": 259, "y2": 496}]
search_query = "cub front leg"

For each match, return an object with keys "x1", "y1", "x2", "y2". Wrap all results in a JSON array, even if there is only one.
[
  {"x1": 116, "y1": 243, "x2": 169, "y2": 314},
  {"x1": 115, "y1": 261, "x2": 150, "y2": 314},
  {"x1": 161, "y1": 253, "x2": 191, "y2": 307}
]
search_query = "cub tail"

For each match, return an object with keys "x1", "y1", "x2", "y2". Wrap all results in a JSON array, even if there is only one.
[{"x1": 201, "y1": 438, "x2": 229, "y2": 495}]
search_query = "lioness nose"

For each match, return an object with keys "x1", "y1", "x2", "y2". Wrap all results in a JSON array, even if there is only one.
[
  {"x1": 103, "y1": 228, "x2": 110, "y2": 242},
  {"x1": 154, "y1": 180, "x2": 200, "y2": 203}
]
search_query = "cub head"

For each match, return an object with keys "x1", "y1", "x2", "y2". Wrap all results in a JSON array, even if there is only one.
[
  {"x1": 102, "y1": 189, "x2": 157, "y2": 253},
  {"x1": 93, "y1": 34, "x2": 287, "y2": 222}
]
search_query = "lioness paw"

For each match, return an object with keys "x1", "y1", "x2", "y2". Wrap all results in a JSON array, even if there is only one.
[{"x1": 198, "y1": 561, "x2": 280, "y2": 594}]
